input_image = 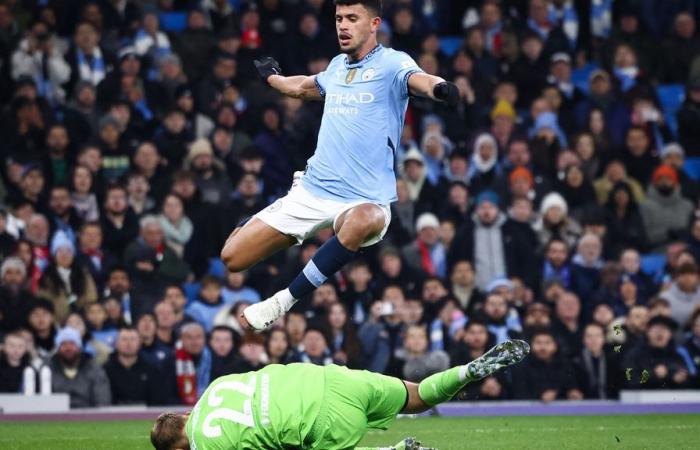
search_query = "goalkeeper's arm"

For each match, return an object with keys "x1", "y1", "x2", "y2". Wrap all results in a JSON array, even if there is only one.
[{"x1": 254, "y1": 57, "x2": 322, "y2": 101}]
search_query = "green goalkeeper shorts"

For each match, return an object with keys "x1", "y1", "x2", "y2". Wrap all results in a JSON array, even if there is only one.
[{"x1": 306, "y1": 364, "x2": 408, "y2": 450}]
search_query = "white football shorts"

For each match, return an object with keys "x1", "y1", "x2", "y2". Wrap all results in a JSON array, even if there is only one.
[{"x1": 254, "y1": 181, "x2": 391, "y2": 247}]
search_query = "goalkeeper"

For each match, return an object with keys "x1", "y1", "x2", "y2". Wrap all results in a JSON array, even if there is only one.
[{"x1": 150, "y1": 340, "x2": 529, "y2": 450}]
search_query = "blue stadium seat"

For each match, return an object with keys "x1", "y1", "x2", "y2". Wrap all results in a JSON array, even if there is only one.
[
  {"x1": 683, "y1": 157, "x2": 700, "y2": 181},
  {"x1": 571, "y1": 63, "x2": 599, "y2": 95},
  {"x1": 640, "y1": 254, "x2": 667, "y2": 277},
  {"x1": 439, "y1": 37, "x2": 462, "y2": 57},
  {"x1": 183, "y1": 282, "x2": 201, "y2": 304},
  {"x1": 208, "y1": 258, "x2": 227, "y2": 279},
  {"x1": 656, "y1": 84, "x2": 686, "y2": 138},
  {"x1": 159, "y1": 12, "x2": 187, "y2": 32}
]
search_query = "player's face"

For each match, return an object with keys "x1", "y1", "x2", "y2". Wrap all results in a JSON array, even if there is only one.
[{"x1": 335, "y1": 4, "x2": 379, "y2": 55}]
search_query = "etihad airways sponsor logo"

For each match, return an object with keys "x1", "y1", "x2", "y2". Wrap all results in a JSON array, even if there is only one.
[{"x1": 326, "y1": 92, "x2": 375, "y2": 104}]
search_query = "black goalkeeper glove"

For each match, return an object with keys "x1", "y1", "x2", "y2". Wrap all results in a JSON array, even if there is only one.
[
  {"x1": 433, "y1": 81, "x2": 460, "y2": 107},
  {"x1": 254, "y1": 57, "x2": 282, "y2": 84}
]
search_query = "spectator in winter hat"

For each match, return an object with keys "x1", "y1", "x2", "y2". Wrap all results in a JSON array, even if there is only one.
[
  {"x1": 36, "y1": 230, "x2": 98, "y2": 323},
  {"x1": 185, "y1": 138, "x2": 231, "y2": 206},
  {"x1": 533, "y1": 192, "x2": 581, "y2": 249},
  {"x1": 402, "y1": 213, "x2": 446, "y2": 279},
  {"x1": 640, "y1": 165, "x2": 693, "y2": 251},
  {"x1": 660, "y1": 143, "x2": 698, "y2": 200},
  {"x1": 449, "y1": 190, "x2": 538, "y2": 290},
  {"x1": 50, "y1": 326, "x2": 112, "y2": 407},
  {"x1": 468, "y1": 133, "x2": 501, "y2": 195}
]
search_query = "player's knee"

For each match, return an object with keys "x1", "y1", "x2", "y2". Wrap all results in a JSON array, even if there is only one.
[
  {"x1": 348, "y1": 204, "x2": 385, "y2": 234},
  {"x1": 220, "y1": 240, "x2": 246, "y2": 272}
]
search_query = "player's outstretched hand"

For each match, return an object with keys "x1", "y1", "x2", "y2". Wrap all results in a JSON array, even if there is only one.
[
  {"x1": 433, "y1": 81, "x2": 460, "y2": 108},
  {"x1": 254, "y1": 57, "x2": 282, "y2": 83}
]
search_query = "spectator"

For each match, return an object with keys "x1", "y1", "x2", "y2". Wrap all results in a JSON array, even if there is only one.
[
  {"x1": 137, "y1": 313, "x2": 172, "y2": 368},
  {"x1": 322, "y1": 302, "x2": 363, "y2": 368},
  {"x1": 124, "y1": 215, "x2": 189, "y2": 298},
  {"x1": 209, "y1": 325, "x2": 246, "y2": 379},
  {"x1": 100, "y1": 184, "x2": 139, "y2": 259},
  {"x1": 660, "y1": 143, "x2": 698, "y2": 202},
  {"x1": 65, "y1": 22, "x2": 113, "y2": 92},
  {"x1": 622, "y1": 315, "x2": 693, "y2": 389},
  {"x1": 174, "y1": 322, "x2": 211, "y2": 406},
  {"x1": 678, "y1": 79, "x2": 700, "y2": 156},
  {"x1": 402, "y1": 212, "x2": 446, "y2": 278},
  {"x1": 0, "y1": 331, "x2": 31, "y2": 392},
  {"x1": 27, "y1": 299, "x2": 56, "y2": 359},
  {"x1": 65, "y1": 311, "x2": 111, "y2": 365},
  {"x1": 604, "y1": 182, "x2": 648, "y2": 257},
  {"x1": 11, "y1": 18, "x2": 70, "y2": 103},
  {"x1": 449, "y1": 190, "x2": 538, "y2": 290},
  {"x1": 70, "y1": 165, "x2": 99, "y2": 222},
  {"x1": 265, "y1": 328, "x2": 295, "y2": 365},
  {"x1": 684, "y1": 309, "x2": 700, "y2": 373},
  {"x1": 480, "y1": 292, "x2": 521, "y2": 345},
  {"x1": 185, "y1": 276, "x2": 232, "y2": 333},
  {"x1": 184, "y1": 138, "x2": 231, "y2": 206},
  {"x1": 571, "y1": 233, "x2": 603, "y2": 307},
  {"x1": 573, "y1": 323, "x2": 620, "y2": 399},
  {"x1": 551, "y1": 291, "x2": 583, "y2": 358},
  {"x1": 157, "y1": 194, "x2": 193, "y2": 257},
  {"x1": 104, "y1": 327, "x2": 172, "y2": 405},
  {"x1": 449, "y1": 260, "x2": 482, "y2": 314},
  {"x1": 513, "y1": 329, "x2": 582, "y2": 401},
  {"x1": 154, "y1": 301, "x2": 178, "y2": 348},
  {"x1": 399, "y1": 324, "x2": 450, "y2": 382},
  {"x1": 84, "y1": 302, "x2": 117, "y2": 349},
  {"x1": 103, "y1": 266, "x2": 144, "y2": 326},
  {"x1": 640, "y1": 165, "x2": 693, "y2": 251},
  {"x1": 534, "y1": 192, "x2": 581, "y2": 249},
  {"x1": 660, "y1": 263, "x2": 700, "y2": 326},
  {"x1": 75, "y1": 221, "x2": 115, "y2": 291},
  {"x1": 0, "y1": 256, "x2": 34, "y2": 332},
  {"x1": 541, "y1": 238, "x2": 572, "y2": 290},
  {"x1": 449, "y1": 319, "x2": 506, "y2": 401},
  {"x1": 297, "y1": 326, "x2": 334, "y2": 366},
  {"x1": 50, "y1": 326, "x2": 111, "y2": 407}
]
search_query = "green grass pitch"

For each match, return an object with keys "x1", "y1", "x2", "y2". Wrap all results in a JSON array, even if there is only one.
[{"x1": 0, "y1": 414, "x2": 697, "y2": 449}]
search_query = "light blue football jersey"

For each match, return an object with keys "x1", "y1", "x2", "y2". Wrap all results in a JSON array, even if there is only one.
[{"x1": 301, "y1": 44, "x2": 423, "y2": 204}]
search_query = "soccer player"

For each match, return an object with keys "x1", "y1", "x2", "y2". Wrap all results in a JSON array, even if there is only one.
[
  {"x1": 219, "y1": 0, "x2": 460, "y2": 331},
  {"x1": 150, "y1": 339, "x2": 529, "y2": 450}
]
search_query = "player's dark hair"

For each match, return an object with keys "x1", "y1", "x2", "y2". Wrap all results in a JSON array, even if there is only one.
[
  {"x1": 151, "y1": 412, "x2": 188, "y2": 450},
  {"x1": 334, "y1": 0, "x2": 382, "y2": 16}
]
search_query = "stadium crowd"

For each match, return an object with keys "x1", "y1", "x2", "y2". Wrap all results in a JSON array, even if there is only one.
[{"x1": 1, "y1": 0, "x2": 700, "y2": 407}]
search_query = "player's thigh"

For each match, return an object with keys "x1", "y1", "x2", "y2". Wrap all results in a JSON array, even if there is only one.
[{"x1": 220, "y1": 217, "x2": 296, "y2": 272}]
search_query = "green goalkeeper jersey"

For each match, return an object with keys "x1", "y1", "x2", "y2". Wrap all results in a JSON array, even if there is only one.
[{"x1": 185, "y1": 363, "x2": 325, "y2": 450}]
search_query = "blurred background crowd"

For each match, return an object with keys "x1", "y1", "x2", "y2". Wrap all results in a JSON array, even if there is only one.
[{"x1": 1, "y1": 0, "x2": 700, "y2": 408}]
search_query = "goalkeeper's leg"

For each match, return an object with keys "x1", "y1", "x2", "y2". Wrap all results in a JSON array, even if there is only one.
[{"x1": 403, "y1": 339, "x2": 530, "y2": 412}]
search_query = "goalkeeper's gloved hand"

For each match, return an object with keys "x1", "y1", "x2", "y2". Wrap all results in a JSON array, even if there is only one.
[
  {"x1": 433, "y1": 81, "x2": 460, "y2": 108},
  {"x1": 254, "y1": 57, "x2": 282, "y2": 84}
]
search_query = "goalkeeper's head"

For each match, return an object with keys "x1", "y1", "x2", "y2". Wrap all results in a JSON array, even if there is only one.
[{"x1": 151, "y1": 413, "x2": 189, "y2": 450}]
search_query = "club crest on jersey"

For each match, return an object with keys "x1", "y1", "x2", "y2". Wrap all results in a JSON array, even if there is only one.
[
  {"x1": 345, "y1": 68, "x2": 358, "y2": 84},
  {"x1": 362, "y1": 68, "x2": 376, "y2": 81}
]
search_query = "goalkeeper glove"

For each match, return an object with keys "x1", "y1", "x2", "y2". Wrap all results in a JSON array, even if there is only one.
[
  {"x1": 254, "y1": 57, "x2": 282, "y2": 84},
  {"x1": 433, "y1": 81, "x2": 460, "y2": 107}
]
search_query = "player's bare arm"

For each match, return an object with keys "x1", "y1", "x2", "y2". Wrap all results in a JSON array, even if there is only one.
[
  {"x1": 408, "y1": 72, "x2": 460, "y2": 107},
  {"x1": 253, "y1": 58, "x2": 323, "y2": 100}
]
